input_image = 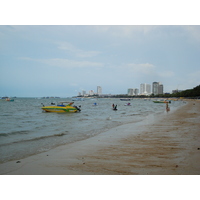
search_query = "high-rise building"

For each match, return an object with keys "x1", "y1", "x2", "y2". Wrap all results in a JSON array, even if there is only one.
[
  {"x1": 128, "y1": 88, "x2": 139, "y2": 96},
  {"x1": 97, "y1": 86, "x2": 102, "y2": 95},
  {"x1": 152, "y1": 82, "x2": 163, "y2": 95},
  {"x1": 140, "y1": 83, "x2": 151, "y2": 95},
  {"x1": 158, "y1": 83, "x2": 163, "y2": 94},
  {"x1": 89, "y1": 90, "x2": 94, "y2": 95},
  {"x1": 128, "y1": 88, "x2": 134, "y2": 96},
  {"x1": 152, "y1": 82, "x2": 159, "y2": 95},
  {"x1": 135, "y1": 88, "x2": 139, "y2": 96},
  {"x1": 82, "y1": 90, "x2": 86, "y2": 96}
]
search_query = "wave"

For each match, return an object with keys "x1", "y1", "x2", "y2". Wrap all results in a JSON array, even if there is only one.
[
  {"x1": 79, "y1": 118, "x2": 89, "y2": 121},
  {"x1": 0, "y1": 132, "x2": 68, "y2": 147},
  {"x1": 0, "y1": 130, "x2": 30, "y2": 137}
]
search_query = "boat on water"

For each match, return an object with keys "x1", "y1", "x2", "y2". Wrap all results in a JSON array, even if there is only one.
[
  {"x1": 124, "y1": 103, "x2": 131, "y2": 106},
  {"x1": 120, "y1": 98, "x2": 131, "y2": 101},
  {"x1": 72, "y1": 97, "x2": 84, "y2": 101},
  {"x1": 153, "y1": 100, "x2": 171, "y2": 103},
  {"x1": 1, "y1": 96, "x2": 8, "y2": 99},
  {"x1": 0, "y1": 97, "x2": 14, "y2": 101},
  {"x1": 41, "y1": 102, "x2": 81, "y2": 113},
  {"x1": 6, "y1": 98, "x2": 14, "y2": 101}
]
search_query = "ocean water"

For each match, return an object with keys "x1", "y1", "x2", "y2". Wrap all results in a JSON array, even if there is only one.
[{"x1": 0, "y1": 98, "x2": 184, "y2": 163}]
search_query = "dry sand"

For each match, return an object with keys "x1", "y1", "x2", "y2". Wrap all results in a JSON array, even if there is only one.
[{"x1": 0, "y1": 100, "x2": 200, "y2": 175}]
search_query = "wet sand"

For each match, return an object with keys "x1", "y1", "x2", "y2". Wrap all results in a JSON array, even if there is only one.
[{"x1": 0, "y1": 100, "x2": 200, "y2": 175}]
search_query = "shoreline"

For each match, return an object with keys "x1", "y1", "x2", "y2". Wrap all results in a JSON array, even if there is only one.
[{"x1": 0, "y1": 100, "x2": 200, "y2": 175}]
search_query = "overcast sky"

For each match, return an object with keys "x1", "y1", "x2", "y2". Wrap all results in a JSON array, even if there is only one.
[{"x1": 0, "y1": 25, "x2": 200, "y2": 97}]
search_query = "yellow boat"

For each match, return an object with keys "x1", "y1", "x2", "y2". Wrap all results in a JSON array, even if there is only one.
[{"x1": 41, "y1": 102, "x2": 81, "y2": 113}]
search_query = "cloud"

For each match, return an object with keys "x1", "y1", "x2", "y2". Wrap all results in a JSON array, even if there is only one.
[
  {"x1": 121, "y1": 63, "x2": 156, "y2": 75},
  {"x1": 93, "y1": 25, "x2": 157, "y2": 38},
  {"x1": 158, "y1": 70, "x2": 175, "y2": 78},
  {"x1": 57, "y1": 42, "x2": 101, "y2": 58},
  {"x1": 182, "y1": 26, "x2": 200, "y2": 42},
  {"x1": 18, "y1": 57, "x2": 32, "y2": 60},
  {"x1": 42, "y1": 58, "x2": 103, "y2": 69},
  {"x1": 122, "y1": 63, "x2": 175, "y2": 79},
  {"x1": 19, "y1": 57, "x2": 103, "y2": 69},
  {"x1": 113, "y1": 63, "x2": 176, "y2": 89},
  {"x1": 69, "y1": 83, "x2": 78, "y2": 87},
  {"x1": 92, "y1": 26, "x2": 200, "y2": 47}
]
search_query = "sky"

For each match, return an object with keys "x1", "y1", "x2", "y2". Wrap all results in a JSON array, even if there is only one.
[{"x1": 0, "y1": 25, "x2": 200, "y2": 97}]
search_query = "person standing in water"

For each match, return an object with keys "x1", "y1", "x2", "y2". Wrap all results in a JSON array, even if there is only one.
[{"x1": 166, "y1": 102, "x2": 170, "y2": 112}]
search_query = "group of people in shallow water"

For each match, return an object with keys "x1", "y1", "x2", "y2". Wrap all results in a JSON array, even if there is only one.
[
  {"x1": 112, "y1": 104, "x2": 117, "y2": 110},
  {"x1": 112, "y1": 102, "x2": 170, "y2": 112}
]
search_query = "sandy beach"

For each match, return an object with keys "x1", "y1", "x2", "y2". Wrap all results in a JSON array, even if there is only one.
[{"x1": 0, "y1": 100, "x2": 200, "y2": 175}]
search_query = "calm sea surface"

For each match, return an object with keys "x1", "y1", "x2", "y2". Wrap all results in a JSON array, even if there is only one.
[{"x1": 0, "y1": 98, "x2": 184, "y2": 163}]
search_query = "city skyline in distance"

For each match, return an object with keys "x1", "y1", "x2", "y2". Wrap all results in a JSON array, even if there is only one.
[{"x1": 77, "y1": 81, "x2": 167, "y2": 97}]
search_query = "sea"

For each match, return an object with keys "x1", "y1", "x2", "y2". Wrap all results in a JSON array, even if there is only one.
[{"x1": 0, "y1": 98, "x2": 184, "y2": 163}]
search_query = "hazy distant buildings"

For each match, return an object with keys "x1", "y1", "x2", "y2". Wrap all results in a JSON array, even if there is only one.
[
  {"x1": 127, "y1": 88, "x2": 139, "y2": 96},
  {"x1": 152, "y1": 82, "x2": 163, "y2": 95},
  {"x1": 97, "y1": 86, "x2": 102, "y2": 95},
  {"x1": 158, "y1": 83, "x2": 163, "y2": 94},
  {"x1": 77, "y1": 82, "x2": 166, "y2": 97},
  {"x1": 78, "y1": 86, "x2": 102, "y2": 97},
  {"x1": 82, "y1": 90, "x2": 86, "y2": 96},
  {"x1": 88, "y1": 90, "x2": 94, "y2": 95},
  {"x1": 127, "y1": 88, "x2": 134, "y2": 96},
  {"x1": 135, "y1": 88, "x2": 139, "y2": 96},
  {"x1": 152, "y1": 82, "x2": 159, "y2": 95},
  {"x1": 140, "y1": 83, "x2": 151, "y2": 95}
]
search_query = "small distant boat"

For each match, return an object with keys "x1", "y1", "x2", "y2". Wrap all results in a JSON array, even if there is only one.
[
  {"x1": 1, "y1": 96, "x2": 8, "y2": 99},
  {"x1": 153, "y1": 100, "x2": 171, "y2": 103},
  {"x1": 1, "y1": 98, "x2": 14, "y2": 101},
  {"x1": 124, "y1": 103, "x2": 131, "y2": 106},
  {"x1": 72, "y1": 98, "x2": 84, "y2": 101},
  {"x1": 120, "y1": 98, "x2": 131, "y2": 101},
  {"x1": 6, "y1": 98, "x2": 14, "y2": 101},
  {"x1": 41, "y1": 102, "x2": 81, "y2": 113}
]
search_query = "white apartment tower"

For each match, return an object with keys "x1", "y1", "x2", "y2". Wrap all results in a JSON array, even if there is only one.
[
  {"x1": 88, "y1": 90, "x2": 94, "y2": 95},
  {"x1": 128, "y1": 88, "x2": 139, "y2": 96},
  {"x1": 140, "y1": 83, "x2": 151, "y2": 95},
  {"x1": 158, "y1": 83, "x2": 163, "y2": 94},
  {"x1": 97, "y1": 86, "x2": 102, "y2": 95},
  {"x1": 152, "y1": 82, "x2": 163, "y2": 95},
  {"x1": 128, "y1": 88, "x2": 134, "y2": 96},
  {"x1": 135, "y1": 88, "x2": 139, "y2": 96},
  {"x1": 82, "y1": 90, "x2": 86, "y2": 96}
]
